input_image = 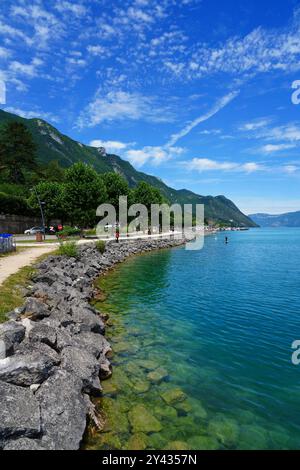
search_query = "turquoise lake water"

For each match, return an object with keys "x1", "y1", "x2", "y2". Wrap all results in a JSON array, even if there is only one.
[{"x1": 86, "y1": 228, "x2": 300, "y2": 450}]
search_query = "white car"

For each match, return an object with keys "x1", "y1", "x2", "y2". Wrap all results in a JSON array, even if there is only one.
[{"x1": 24, "y1": 226, "x2": 44, "y2": 235}]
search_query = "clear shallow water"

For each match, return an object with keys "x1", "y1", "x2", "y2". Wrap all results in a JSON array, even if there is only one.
[{"x1": 85, "y1": 228, "x2": 300, "y2": 450}]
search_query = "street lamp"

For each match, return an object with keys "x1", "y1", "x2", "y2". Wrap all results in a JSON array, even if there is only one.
[{"x1": 30, "y1": 188, "x2": 46, "y2": 240}]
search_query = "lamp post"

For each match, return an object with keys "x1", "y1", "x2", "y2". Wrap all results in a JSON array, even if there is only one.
[{"x1": 31, "y1": 188, "x2": 46, "y2": 240}]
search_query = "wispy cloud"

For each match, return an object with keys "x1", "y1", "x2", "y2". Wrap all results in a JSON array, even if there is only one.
[
  {"x1": 77, "y1": 90, "x2": 175, "y2": 127},
  {"x1": 123, "y1": 91, "x2": 237, "y2": 166},
  {"x1": 4, "y1": 106, "x2": 60, "y2": 123},
  {"x1": 259, "y1": 143, "x2": 296, "y2": 153},
  {"x1": 167, "y1": 91, "x2": 239, "y2": 146},
  {"x1": 183, "y1": 158, "x2": 263, "y2": 173}
]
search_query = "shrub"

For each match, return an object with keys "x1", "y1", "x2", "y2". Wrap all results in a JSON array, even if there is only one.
[
  {"x1": 58, "y1": 241, "x2": 78, "y2": 258},
  {"x1": 57, "y1": 225, "x2": 81, "y2": 238},
  {"x1": 84, "y1": 228, "x2": 96, "y2": 236},
  {"x1": 95, "y1": 240, "x2": 106, "y2": 254}
]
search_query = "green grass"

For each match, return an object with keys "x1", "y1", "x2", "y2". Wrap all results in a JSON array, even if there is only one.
[{"x1": 0, "y1": 251, "x2": 52, "y2": 323}]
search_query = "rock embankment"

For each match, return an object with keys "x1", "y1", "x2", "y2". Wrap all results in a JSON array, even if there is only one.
[{"x1": 0, "y1": 238, "x2": 185, "y2": 450}]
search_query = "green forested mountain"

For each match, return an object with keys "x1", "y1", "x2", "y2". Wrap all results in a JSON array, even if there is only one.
[{"x1": 0, "y1": 109, "x2": 256, "y2": 227}]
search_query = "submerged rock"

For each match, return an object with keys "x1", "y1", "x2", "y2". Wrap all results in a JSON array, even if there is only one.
[
  {"x1": 163, "y1": 440, "x2": 190, "y2": 450},
  {"x1": 128, "y1": 404, "x2": 163, "y2": 433},
  {"x1": 208, "y1": 414, "x2": 239, "y2": 448},
  {"x1": 127, "y1": 433, "x2": 148, "y2": 450},
  {"x1": 101, "y1": 397, "x2": 130, "y2": 434},
  {"x1": 188, "y1": 435, "x2": 220, "y2": 450},
  {"x1": 160, "y1": 388, "x2": 187, "y2": 405},
  {"x1": 238, "y1": 424, "x2": 269, "y2": 450},
  {"x1": 147, "y1": 367, "x2": 168, "y2": 383}
]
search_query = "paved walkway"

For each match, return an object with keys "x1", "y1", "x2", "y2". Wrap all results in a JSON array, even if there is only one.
[{"x1": 0, "y1": 246, "x2": 55, "y2": 287}]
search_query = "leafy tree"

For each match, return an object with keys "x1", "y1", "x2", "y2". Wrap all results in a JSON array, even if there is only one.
[
  {"x1": 0, "y1": 122, "x2": 37, "y2": 184},
  {"x1": 42, "y1": 160, "x2": 65, "y2": 183},
  {"x1": 133, "y1": 181, "x2": 164, "y2": 210},
  {"x1": 28, "y1": 181, "x2": 65, "y2": 224},
  {"x1": 102, "y1": 172, "x2": 131, "y2": 211},
  {"x1": 62, "y1": 162, "x2": 107, "y2": 227}
]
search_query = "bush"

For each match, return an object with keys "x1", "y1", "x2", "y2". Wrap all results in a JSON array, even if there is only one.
[
  {"x1": 95, "y1": 240, "x2": 106, "y2": 254},
  {"x1": 58, "y1": 241, "x2": 78, "y2": 258},
  {"x1": 57, "y1": 225, "x2": 81, "y2": 238},
  {"x1": 84, "y1": 228, "x2": 96, "y2": 236}
]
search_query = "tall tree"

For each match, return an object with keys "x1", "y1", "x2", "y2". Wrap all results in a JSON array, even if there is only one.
[
  {"x1": 0, "y1": 122, "x2": 37, "y2": 184},
  {"x1": 28, "y1": 181, "x2": 65, "y2": 225},
  {"x1": 102, "y1": 172, "x2": 131, "y2": 209},
  {"x1": 133, "y1": 181, "x2": 164, "y2": 210},
  {"x1": 62, "y1": 162, "x2": 107, "y2": 227}
]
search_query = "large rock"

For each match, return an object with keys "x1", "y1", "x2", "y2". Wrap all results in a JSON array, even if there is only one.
[
  {"x1": 3, "y1": 438, "x2": 45, "y2": 450},
  {"x1": 36, "y1": 369, "x2": 88, "y2": 450},
  {"x1": 0, "y1": 351, "x2": 57, "y2": 386},
  {"x1": 61, "y1": 346, "x2": 101, "y2": 395},
  {"x1": 28, "y1": 323, "x2": 57, "y2": 348},
  {"x1": 0, "y1": 321, "x2": 25, "y2": 356},
  {"x1": 70, "y1": 304, "x2": 105, "y2": 334},
  {"x1": 23, "y1": 297, "x2": 51, "y2": 320},
  {"x1": 0, "y1": 381, "x2": 40, "y2": 439}
]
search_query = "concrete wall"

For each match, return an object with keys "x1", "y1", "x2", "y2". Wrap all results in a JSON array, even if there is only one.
[{"x1": 0, "y1": 214, "x2": 61, "y2": 234}]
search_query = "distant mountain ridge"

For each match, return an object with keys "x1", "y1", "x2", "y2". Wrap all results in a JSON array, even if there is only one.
[
  {"x1": 0, "y1": 109, "x2": 257, "y2": 227},
  {"x1": 249, "y1": 211, "x2": 300, "y2": 227}
]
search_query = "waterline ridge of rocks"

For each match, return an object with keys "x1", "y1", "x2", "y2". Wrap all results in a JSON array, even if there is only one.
[{"x1": 0, "y1": 237, "x2": 185, "y2": 450}]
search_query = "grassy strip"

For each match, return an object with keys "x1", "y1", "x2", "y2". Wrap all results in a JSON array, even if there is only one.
[{"x1": 0, "y1": 251, "x2": 55, "y2": 323}]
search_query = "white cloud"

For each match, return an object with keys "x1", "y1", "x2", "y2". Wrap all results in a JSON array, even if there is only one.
[
  {"x1": 4, "y1": 106, "x2": 59, "y2": 123},
  {"x1": 77, "y1": 90, "x2": 174, "y2": 127},
  {"x1": 55, "y1": 1, "x2": 87, "y2": 17},
  {"x1": 184, "y1": 158, "x2": 263, "y2": 173},
  {"x1": 260, "y1": 143, "x2": 296, "y2": 153},
  {"x1": 239, "y1": 119, "x2": 271, "y2": 131},
  {"x1": 90, "y1": 139, "x2": 134, "y2": 153},
  {"x1": 167, "y1": 90, "x2": 239, "y2": 146},
  {"x1": 87, "y1": 45, "x2": 107, "y2": 56},
  {"x1": 9, "y1": 58, "x2": 43, "y2": 78},
  {"x1": 125, "y1": 145, "x2": 184, "y2": 167},
  {"x1": 166, "y1": 9, "x2": 300, "y2": 80}
]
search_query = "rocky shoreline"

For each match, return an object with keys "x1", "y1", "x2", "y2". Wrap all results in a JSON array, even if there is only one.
[{"x1": 0, "y1": 237, "x2": 185, "y2": 450}]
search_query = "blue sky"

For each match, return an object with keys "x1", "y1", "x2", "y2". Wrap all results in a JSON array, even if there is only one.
[{"x1": 1, "y1": 0, "x2": 300, "y2": 214}]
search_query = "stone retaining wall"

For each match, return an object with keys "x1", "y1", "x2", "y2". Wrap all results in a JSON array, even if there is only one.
[{"x1": 0, "y1": 238, "x2": 185, "y2": 450}]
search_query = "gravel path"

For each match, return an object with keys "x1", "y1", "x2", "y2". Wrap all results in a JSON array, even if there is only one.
[{"x1": 0, "y1": 247, "x2": 55, "y2": 286}]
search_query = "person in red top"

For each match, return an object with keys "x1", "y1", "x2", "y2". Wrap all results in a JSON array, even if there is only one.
[{"x1": 115, "y1": 228, "x2": 120, "y2": 243}]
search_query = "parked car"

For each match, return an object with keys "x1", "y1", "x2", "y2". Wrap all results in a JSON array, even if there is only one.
[{"x1": 24, "y1": 226, "x2": 45, "y2": 235}]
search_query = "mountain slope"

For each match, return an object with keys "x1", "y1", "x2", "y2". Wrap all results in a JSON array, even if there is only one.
[
  {"x1": 0, "y1": 109, "x2": 256, "y2": 227},
  {"x1": 249, "y1": 211, "x2": 300, "y2": 227}
]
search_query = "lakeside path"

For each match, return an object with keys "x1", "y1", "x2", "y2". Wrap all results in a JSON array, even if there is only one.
[{"x1": 0, "y1": 246, "x2": 56, "y2": 287}]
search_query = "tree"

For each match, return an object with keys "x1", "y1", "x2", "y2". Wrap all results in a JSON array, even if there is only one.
[
  {"x1": 0, "y1": 122, "x2": 37, "y2": 184},
  {"x1": 28, "y1": 181, "x2": 65, "y2": 224},
  {"x1": 42, "y1": 160, "x2": 65, "y2": 183},
  {"x1": 133, "y1": 181, "x2": 164, "y2": 210},
  {"x1": 62, "y1": 162, "x2": 107, "y2": 227},
  {"x1": 102, "y1": 172, "x2": 131, "y2": 211}
]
